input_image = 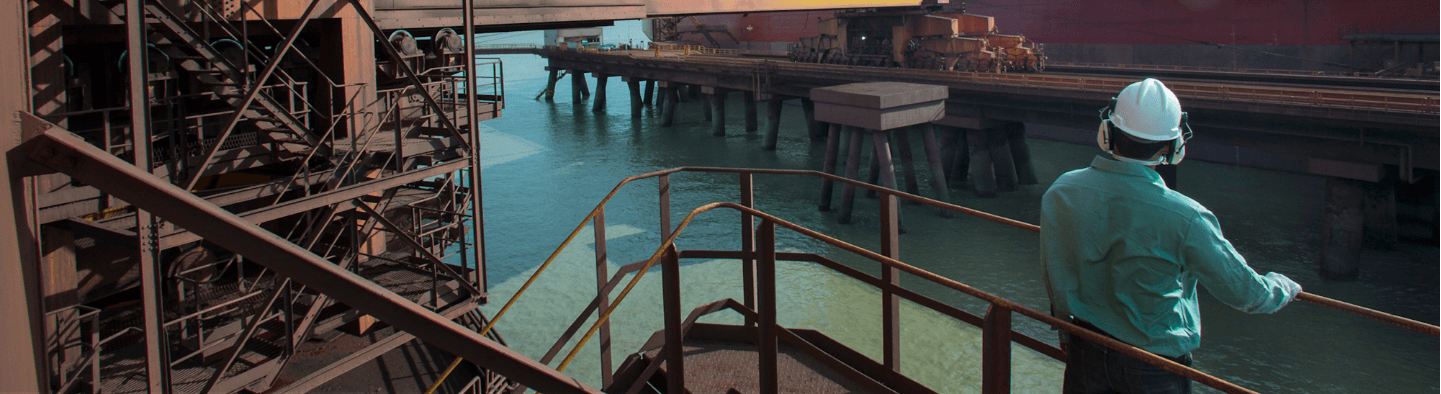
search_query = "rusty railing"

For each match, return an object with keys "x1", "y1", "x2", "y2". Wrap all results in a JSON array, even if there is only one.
[{"x1": 479, "y1": 167, "x2": 1437, "y2": 394}]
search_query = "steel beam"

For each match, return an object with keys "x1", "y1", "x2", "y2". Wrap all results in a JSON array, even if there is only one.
[
  {"x1": 21, "y1": 114, "x2": 598, "y2": 394},
  {"x1": 279, "y1": 302, "x2": 477, "y2": 393},
  {"x1": 158, "y1": 160, "x2": 467, "y2": 249}
]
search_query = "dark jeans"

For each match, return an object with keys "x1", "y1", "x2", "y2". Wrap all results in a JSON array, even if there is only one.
[{"x1": 1062, "y1": 324, "x2": 1193, "y2": 394}]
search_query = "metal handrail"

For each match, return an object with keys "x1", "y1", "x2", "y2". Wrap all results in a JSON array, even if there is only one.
[{"x1": 483, "y1": 166, "x2": 1436, "y2": 393}]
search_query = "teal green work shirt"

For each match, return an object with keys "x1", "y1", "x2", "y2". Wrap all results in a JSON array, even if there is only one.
[{"x1": 1040, "y1": 156, "x2": 1293, "y2": 358}]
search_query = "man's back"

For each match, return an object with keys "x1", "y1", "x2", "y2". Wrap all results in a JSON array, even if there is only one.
[{"x1": 1041, "y1": 156, "x2": 1294, "y2": 358}]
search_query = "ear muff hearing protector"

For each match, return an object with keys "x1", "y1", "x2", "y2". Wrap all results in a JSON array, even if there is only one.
[{"x1": 1096, "y1": 97, "x2": 1192, "y2": 165}]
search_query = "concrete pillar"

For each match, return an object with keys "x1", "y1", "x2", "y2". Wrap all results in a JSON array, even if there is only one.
[
  {"x1": 661, "y1": 86, "x2": 679, "y2": 127},
  {"x1": 894, "y1": 127, "x2": 921, "y2": 200},
  {"x1": 988, "y1": 127, "x2": 1018, "y2": 192},
  {"x1": 1321, "y1": 177, "x2": 1364, "y2": 280},
  {"x1": 819, "y1": 123, "x2": 843, "y2": 211},
  {"x1": 656, "y1": 81, "x2": 669, "y2": 116},
  {"x1": 839, "y1": 126, "x2": 865, "y2": 224},
  {"x1": 643, "y1": 80, "x2": 655, "y2": 107},
  {"x1": 744, "y1": 92, "x2": 758, "y2": 132},
  {"x1": 626, "y1": 78, "x2": 642, "y2": 119},
  {"x1": 710, "y1": 89, "x2": 727, "y2": 136},
  {"x1": 688, "y1": 84, "x2": 700, "y2": 99},
  {"x1": 1006, "y1": 122, "x2": 1039, "y2": 185},
  {"x1": 802, "y1": 97, "x2": 821, "y2": 142},
  {"x1": 592, "y1": 73, "x2": 609, "y2": 113},
  {"x1": 763, "y1": 98, "x2": 783, "y2": 151},
  {"x1": 919, "y1": 124, "x2": 954, "y2": 213},
  {"x1": 577, "y1": 72, "x2": 591, "y2": 97},
  {"x1": 866, "y1": 142, "x2": 882, "y2": 198},
  {"x1": 967, "y1": 129, "x2": 996, "y2": 198},
  {"x1": 871, "y1": 130, "x2": 907, "y2": 233},
  {"x1": 544, "y1": 67, "x2": 559, "y2": 100},
  {"x1": 1363, "y1": 178, "x2": 1398, "y2": 249},
  {"x1": 942, "y1": 126, "x2": 970, "y2": 187},
  {"x1": 571, "y1": 71, "x2": 583, "y2": 102},
  {"x1": 702, "y1": 94, "x2": 713, "y2": 122}
]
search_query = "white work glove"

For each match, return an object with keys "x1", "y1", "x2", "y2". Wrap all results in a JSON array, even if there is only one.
[{"x1": 1265, "y1": 272, "x2": 1303, "y2": 307}]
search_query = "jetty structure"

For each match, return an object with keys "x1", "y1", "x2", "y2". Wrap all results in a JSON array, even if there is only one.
[{"x1": 0, "y1": 1, "x2": 1436, "y2": 393}]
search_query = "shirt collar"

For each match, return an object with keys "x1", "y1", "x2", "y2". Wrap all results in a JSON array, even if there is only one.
[{"x1": 1089, "y1": 155, "x2": 1167, "y2": 187}]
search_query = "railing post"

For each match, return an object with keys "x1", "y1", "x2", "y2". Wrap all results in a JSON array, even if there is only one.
[
  {"x1": 659, "y1": 174, "x2": 671, "y2": 240},
  {"x1": 661, "y1": 245, "x2": 684, "y2": 393},
  {"x1": 740, "y1": 172, "x2": 757, "y2": 326},
  {"x1": 982, "y1": 304, "x2": 1012, "y2": 394},
  {"x1": 756, "y1": 220, "x2": 778, "y2": 394},
  {"x1": 593, "y1": 208, "x2": 613, "y2": 387},
  {"x1": 879, "y1": 191, "x2": 901, "y2": 377}
]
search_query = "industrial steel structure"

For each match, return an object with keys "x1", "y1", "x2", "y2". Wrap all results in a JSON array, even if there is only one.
[{"x1": 0, "y1": 1, "x2": 1436, "y2": 393}]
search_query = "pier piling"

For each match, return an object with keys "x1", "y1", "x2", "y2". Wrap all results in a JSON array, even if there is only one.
[
  {"x1": 709, "y1": 88, "x2": 728, "y2": 136},
  {"x1": 1007, "y1": 122, "x2": 1038, "y2": 185},
  {"x1": 819, "y1": 123, "x2": 843, "y2": 211},
  {"x1": 946, "y1": 127, "x2": 970, "y2": 187},
  {"x1": 643, "y1": 80, "x2": 655, "y2": 107},
  {"x1": 703, "y1": 93, "x2": 713, "y2": 122},
  {"x1": 838, "y1": 126, "x2": 864, "y2": 224},
  {"x1": 660, "y1": 83, "x2": 678, "y2": 127},
  {"x1": 545, "y1": 67, "x2": 559, "y2": 100},
  {"x1": 592, "y1": 73, "x2": 609, "y2": 113},
  {"x1": 919, "y1": 124, "x2": 954, "y2": 214},
  {"x1": 763, "y1": 97, "x2": 783, "y2": 151},
  {"x1": 626, "y1": 77, "x2": 642, "y2": 118},
  {"x1": 895, "y1": 127, "x2": 921, "y2": 202},
  {"x1": 988, "y1": 127, "x2": 1018, "y2": 192},
  {"x1": 867, "y1": 144, "x2": 882, "y2": 198},
  {"x1": 744, "y1": 92, "x2": 758, "y2": 132},
  {"x1": 1321, "y1": 177, "x2": 1364, "y2": 280},
  {"x1": 967, "y1": 129, "x2": 997, "y2": 197},
  {"x1": 872, "y1": 130, "x2": 907, "y2": 233},
  {"x1": 802, "y1": 97, "x2": 819, "y2": 141},
  {"x1": 578, "y1": 73, "x2": 591, "y2": 97},
  {"x1": 571, "y1": 71, "x2": 583, "y2": 102}
]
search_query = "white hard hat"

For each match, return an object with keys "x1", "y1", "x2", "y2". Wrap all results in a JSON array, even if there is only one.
[{"x1": 1108, "y1": 78, "x2": 1183, "y2": 142}]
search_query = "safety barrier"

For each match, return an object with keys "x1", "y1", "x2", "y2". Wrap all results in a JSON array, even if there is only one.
[{"x1": 474, "y1": 166, "x2": 1437, "y2": 394}]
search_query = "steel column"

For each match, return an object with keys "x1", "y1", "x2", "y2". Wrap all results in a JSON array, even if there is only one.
[
  {"x1": 661, "y1": 247, "x2": 684, "y2": 393},
  {"x1": 740, "y1": 173, "x2": 756, "y2": 326},
  {"x1": 127, "y1": 0, "x2": 170, "y2": 391},
  {"x1": 22, "y1": 116, "x2": 599, "y2": 394},
  {"x1": 593, "y1": 208, "x2": 613, "y2": 387},
  {"x1": 982, "y1": 305, "x2": 1012, "y2": 394},
  {"x1": 659, "y1": 174, "x2": 671, "y2": 240},
  {"x1": 876, "y1": 130, "x2": 902, "y2": 375},
  {"x1": 463, "y1": 0, "x2": 487, "y2": 296},
  {"x1": 756, "y1": 220, "x2": 778, "y2": 394}
]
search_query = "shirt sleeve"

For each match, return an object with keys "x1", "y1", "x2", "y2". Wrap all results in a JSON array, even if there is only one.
[{"x1": 1181, "y1": 209, "x2": 1293, "y2": 314}]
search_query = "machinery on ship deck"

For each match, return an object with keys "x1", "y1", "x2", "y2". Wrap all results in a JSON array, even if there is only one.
[{"x1": 788, "y1": 4, "x2": 1045, "y2": 72}]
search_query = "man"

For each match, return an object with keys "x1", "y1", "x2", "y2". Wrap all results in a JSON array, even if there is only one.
[{"x1": 1040, "y1": 78, "x2": 1303, "y2": 394}]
